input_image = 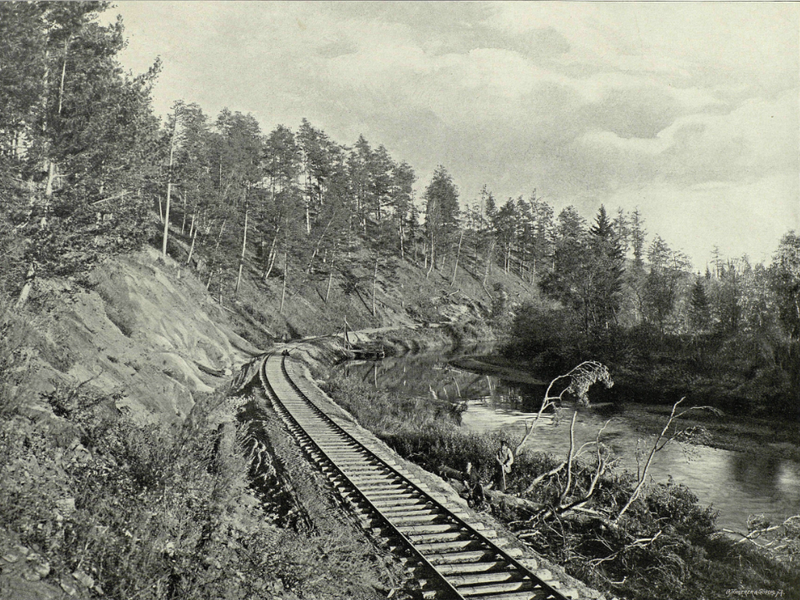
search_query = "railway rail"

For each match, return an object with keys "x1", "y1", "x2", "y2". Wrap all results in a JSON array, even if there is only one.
[{"x1": 258, "y1": 353, "x2": 569, "y2": 600}]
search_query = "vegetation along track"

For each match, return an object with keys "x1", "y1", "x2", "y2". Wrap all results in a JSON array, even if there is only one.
[{"x1": 259, "y1": 353, "x2": 568, "y2": 600}]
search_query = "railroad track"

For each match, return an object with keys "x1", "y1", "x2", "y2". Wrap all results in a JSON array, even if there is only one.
[{"x1": 259, "y1": 353, "x2": 569, "y2": 600}]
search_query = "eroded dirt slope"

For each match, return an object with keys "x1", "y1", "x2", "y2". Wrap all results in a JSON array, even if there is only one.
[{"x1": 19, "y1": 247, "x2": 261, "y2": 421}]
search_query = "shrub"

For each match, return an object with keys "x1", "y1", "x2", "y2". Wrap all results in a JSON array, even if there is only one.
[
  {"x1": 325, "y1": 368, "x2": 799, "y2": 600},
  {"x1": 0, "y1": 381, "x2": 395, "y2": 600}
]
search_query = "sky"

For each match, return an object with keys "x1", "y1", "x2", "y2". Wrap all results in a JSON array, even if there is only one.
[{"x1": 109, "y1": 2, "x2": 799, "y2": 268}]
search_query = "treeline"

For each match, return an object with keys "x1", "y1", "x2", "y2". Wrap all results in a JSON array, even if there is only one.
[
  {"x1": 505, "y1": 204, "x2": 800, "y2": 415},
  {"x1": 0, "y1": 2, "x2": 160, "y2": 297},
  {"x1": 1, "y1": 2, "x2": 797, "y2": 359}
]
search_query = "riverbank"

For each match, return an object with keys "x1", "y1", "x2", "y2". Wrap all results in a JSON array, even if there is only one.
[
  {"x1": 265, "y1": 335, "x2": 605, "y2": 600},
  {"x1": 246, "y1": 323, "x2": 797, "y2": 600},
  {"x1": 452, "y1": 354, "x2": 800, "y2": 462},
  {"x1": 320, "y1": 360, "x2": 800, "y2": 600}
]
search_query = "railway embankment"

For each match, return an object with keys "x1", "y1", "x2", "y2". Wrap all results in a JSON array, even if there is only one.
[{"x1": 239, "y1": 340, "x2": 607, "y2": 600}]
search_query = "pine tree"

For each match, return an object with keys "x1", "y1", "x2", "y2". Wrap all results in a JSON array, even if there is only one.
[
  {"x1": 423, "y1": 165, "x2": 459, "y2": 276},
  {"x1": 588, "y1": 205, "x2": 625, "y2": 330},
  {"x1": 539, "y1": 206, "x2": 592, "y2": 332},
  {"x1": 770, "y1": 232, "x2": 800, "y2": 340},
  {"x1": 688, "y1": 278, "x2": 711, "y2": 331},
  {"x1": 11, "y1": 2, "x2": 161, "y2": 284},
  {"x1": 630, "y1": 208, "x2": 647, "y2": 268}
]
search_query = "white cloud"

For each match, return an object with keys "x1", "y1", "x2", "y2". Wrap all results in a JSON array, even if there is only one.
[
  {"x1": 578, "y1": 89, "x2": 798, "y2": 187},
  {"x1": 108, "y1": 1, "x2": 799, "y2": 264}
]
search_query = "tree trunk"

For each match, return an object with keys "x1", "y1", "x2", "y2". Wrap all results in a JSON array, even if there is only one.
[
  {"x1": 451, "y1": 230, "x2": 464, "y2": 286},
  {"x1": 45, "y1": 38, "x2": 70, "y2": 199},
  {"x1": 372, "y1": 258, "x2": 378, "y2": 317},
  {"x1": 186, "y1": 227, "x2": 197, "y2": 266},
  {"x1": 162, "y1": 114, "x2": 178, "y2": 258},
  {"x1": 162, "y1": 182, "x2": 172, "y2": 257},
  {"x1": 14, "y1": 263, "x2": 36, "y2": 310},
  {"x1": 483, "y1": 240, "x2": 495, "y2": 287},
  {"x1": 235, "y1": 208, "x2": 248, "y2": 295},
  {"x1": 181, "y1": 193, "x2": 187, "y2": 235},
  {"x1": 325, "y1": 269, "x2": 334, "y2": 304},
  {"x1": 263, "y1": 234, "x2": 279, "y2": 281},
  {"x1": 279, "y1": 249, "x2": 288, "y2": 313},
  {"x1": 426, "y1": 234, "x2": 435, "y2": 279}
]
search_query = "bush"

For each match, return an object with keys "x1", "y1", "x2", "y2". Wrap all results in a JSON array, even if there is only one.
[
  {"x1": 325, "y1": 368, "x2": 799, "y2": 600},
  {"x1": 0, "y1": 381, "x2": 396, "y2": 600}
]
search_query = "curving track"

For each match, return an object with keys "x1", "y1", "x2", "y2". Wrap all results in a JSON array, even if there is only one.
[{"x1": 259, "y1": 353, "x2": 569, "y2": 600}]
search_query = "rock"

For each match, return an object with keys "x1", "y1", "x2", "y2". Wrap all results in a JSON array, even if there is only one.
[
  {"x1": 73, "y1": 569, "x2": 94, "y2": 588},
  {"x1": 2, "y1": 552, "x2": 20, "y2": 563},
  {"x1": 23, "y1": 554, "x2": 50, "y2": 580},
  {"x1": 22, "y1": 570, "x2": 42, "y2": 582},
  {"x1": 60, "y1": 575, "x2": 79, "y2": 597},
  {"x1": 33, "y1": 562, "x2": 51, "y2": 579},
  {"x1": 56, "y1": 497, "x2": 76, "y2": 514}
]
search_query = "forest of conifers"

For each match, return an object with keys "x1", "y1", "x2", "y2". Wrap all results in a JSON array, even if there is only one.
[{"x1": 1, "y1": 2, "x2": 798, "y2": 408}]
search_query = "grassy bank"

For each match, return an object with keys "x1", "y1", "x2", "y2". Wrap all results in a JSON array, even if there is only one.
[
  {"x1": 323, "y1": 370, "x2": 800, "y2": 600},
  {"x1": 504, "y1": 304, "x2": 799, "y2": 421},
  {"x1": 0, "y1": 385, "x2": 402, "y2": 600},
  {"x1": 453, "y1": 353, "x2": 800, "y2": 462}
]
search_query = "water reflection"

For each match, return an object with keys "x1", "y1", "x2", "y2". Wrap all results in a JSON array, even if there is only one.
[{"x1": 338, "y1": 352, "x2": 800, "y2": 533}]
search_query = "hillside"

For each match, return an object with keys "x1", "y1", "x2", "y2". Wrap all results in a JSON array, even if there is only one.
[
  {"x1": 0, "y1": 228, "x2": 546, "y2": 600},
  {"x1": 3, "y1": 214, "x2": 543, "y2": 423}
]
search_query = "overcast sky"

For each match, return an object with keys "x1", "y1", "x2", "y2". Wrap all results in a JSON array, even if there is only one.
[{"x1": 111, "y1": 1, "x2": 799, "y2": 268}]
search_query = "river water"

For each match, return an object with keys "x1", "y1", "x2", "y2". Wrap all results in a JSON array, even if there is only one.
[{"x1": 340, "y1": 350, "x2": 800, "y2": 534}]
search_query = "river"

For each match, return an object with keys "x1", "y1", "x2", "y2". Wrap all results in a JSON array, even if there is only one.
[{"x1": 339, "y1": 349, "x2": 800, "y2": 534}]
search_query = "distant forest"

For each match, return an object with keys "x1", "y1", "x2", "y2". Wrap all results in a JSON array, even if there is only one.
[{"x1": 1, "y1": 2, "x2": 798, "y2": 361}]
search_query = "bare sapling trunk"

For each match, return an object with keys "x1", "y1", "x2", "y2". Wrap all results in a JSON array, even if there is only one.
[
  {"x1": 263, "y1": 233, "x2": 279, "y2": 281},
  {"x1": 615, "y1": 397, "x2": 720, "y2": 523},
  {"x1": 162, "y1": 114, "x2": 178, "y2": 258},
  {"x1": 426, "y1": 233, "x2": 435, "y2": 279},
  {"x1": 515, "y1": 361, "x2": 612, "y2": 457},
  {"x1": 451, "y1": 230, "x2": 464, "y2": 287},
  {"x1": 186, "y1": 226, "x2": 198, "y2": 266},
  {"x1": 482, "y1": 239, "x2": 495, "y2": 289},
  {"x1": 235, "y1": 207, "x2": 248, "y2": 295},
  {"x1": 371, "y1": 258, "x2": 378, "y2": 317},
  {"x1": 325, "y1": 266, "x2": 334, "y2": 304},
  {"x1": 45, "y1": 38, "x2": 70, "y2": 199},
  {"x1": 559, "y1": 411, "x2": 579, "y2": 506},
  {"x1": 181, "y1": 193, "x2": 187, "y2": 235},
  {"x1": 279, "y1": 249, "x2": 288, "y2": 313}
]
